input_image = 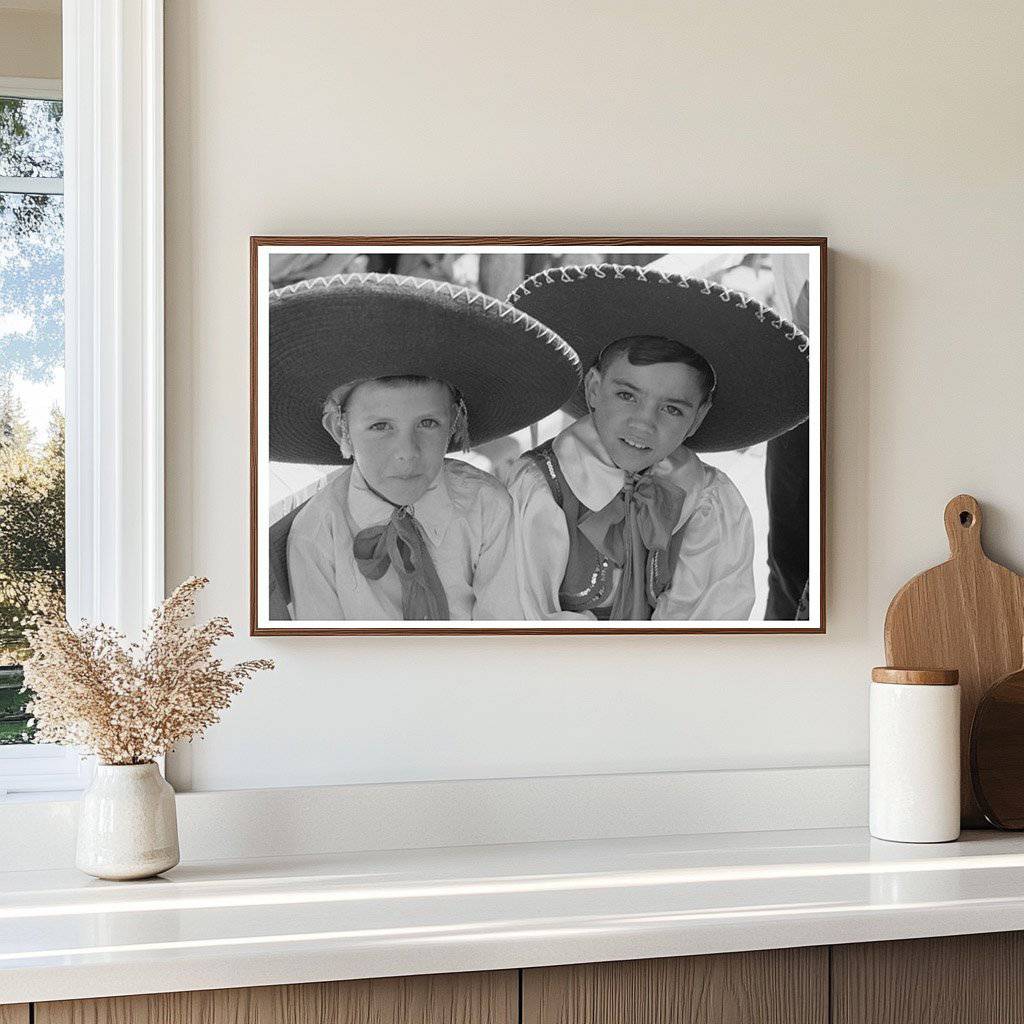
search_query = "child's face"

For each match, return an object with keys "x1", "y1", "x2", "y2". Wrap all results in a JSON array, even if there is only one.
[
  {"x1": 338, "y1": 379, "x2": 454, "y2": 506},
  {"x1": 584, "y1": 353, "x2": 712, "y2": 473}
]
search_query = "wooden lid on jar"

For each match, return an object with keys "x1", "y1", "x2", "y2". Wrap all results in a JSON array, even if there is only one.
[{"x1": 871, "y1": 667, "x2": 960, "y2": 686}]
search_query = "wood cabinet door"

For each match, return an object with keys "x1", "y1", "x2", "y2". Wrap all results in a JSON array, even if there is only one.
[
  {"x1": 35, "y1": 970, "x2": 517, "y2": 1024},
  {"x1": 0, "y1": 1006, "x2": 29, "y2": 1024},
  {"x1": 523, "y1": 948, "x2": 828, "y2": 1024},
  {"x1": 833, "y1": 932, "x2": 1024, "y2": 1024}
]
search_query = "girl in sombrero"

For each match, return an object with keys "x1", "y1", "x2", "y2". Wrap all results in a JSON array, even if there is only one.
[
  {"x1": 269, "y1": 273, "x2": 581, "y2": 622},
  {"x1": 506, "y1": 264, "x2": 810, "y2": 622}
]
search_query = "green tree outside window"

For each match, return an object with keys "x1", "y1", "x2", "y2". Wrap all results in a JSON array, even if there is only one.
[{"x1": 0, "y1": 93, "x2": 65, "y2": 744}]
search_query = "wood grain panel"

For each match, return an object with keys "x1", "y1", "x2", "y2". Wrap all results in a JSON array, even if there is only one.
[
  {"x1": 0, "y1": 1006, "x2": 29, "y2": 1024},
  {"x1": 833, "y1": 932, "x2": 1024, "y2": 1024},
  {"x1": 523, "y1": 948, "x2": 827, "y2": 1024},
  {"x1": 36, "y1": 970, "x2": 517, "y2": 1024}
]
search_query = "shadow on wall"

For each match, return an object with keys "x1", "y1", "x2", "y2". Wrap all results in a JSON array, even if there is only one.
[{"x1": 828, "y1": 249, "x2": 871, "y2": 637}]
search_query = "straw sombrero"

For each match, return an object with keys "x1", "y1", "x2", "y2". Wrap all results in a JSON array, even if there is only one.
[
  {"x1": 270, "y1": 273, "x2": 582, "y2": 464},
  {"x1": 508, "y1": 264, "x2": 810, "y2": 452}
]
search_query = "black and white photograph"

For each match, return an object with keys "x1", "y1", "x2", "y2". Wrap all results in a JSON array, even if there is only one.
[{"x1": 251, "y1": 238, "x2": 825, "y2": 634}]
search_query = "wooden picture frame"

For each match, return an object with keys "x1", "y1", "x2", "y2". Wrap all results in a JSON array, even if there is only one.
[{"x1": 250, "y1": 236, "x2": 827, "y2": 635}]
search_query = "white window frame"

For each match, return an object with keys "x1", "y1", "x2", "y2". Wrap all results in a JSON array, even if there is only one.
[
  {"x1": 0, "y1": 75, "x2": 75, "y2": 798},
  {"x1": 0, "y1": 1, "x2": 164, "y2": 801}
]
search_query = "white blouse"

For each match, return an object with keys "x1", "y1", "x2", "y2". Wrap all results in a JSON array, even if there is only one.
[
  {"x1": 507, "y1": 417, "x2": 756, "y2": 622},
  {"x1": 287, "y1": 459, "x2": 524, "y2": 622}
]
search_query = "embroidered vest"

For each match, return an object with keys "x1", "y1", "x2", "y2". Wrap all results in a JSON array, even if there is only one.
[{"x1": 525, "y1": 441, "x2": 686, "y2": 620}]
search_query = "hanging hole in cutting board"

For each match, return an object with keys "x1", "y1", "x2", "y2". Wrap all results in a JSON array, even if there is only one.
[{"x1": 960, "y1": 511, "x2": 974, "y2": 527}]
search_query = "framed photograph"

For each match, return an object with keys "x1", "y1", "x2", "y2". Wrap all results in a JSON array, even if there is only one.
[{"x1": 250, "y1": 237, "x2": 826, "y2": 635}]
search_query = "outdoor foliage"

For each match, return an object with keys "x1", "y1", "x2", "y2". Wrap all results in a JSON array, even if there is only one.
[
  {"x1": 0, "y1": 94, "x2": 65, "y2": 743},
  {"x1": 0, "y1": 390, "x2": 65, "y2": 743}
]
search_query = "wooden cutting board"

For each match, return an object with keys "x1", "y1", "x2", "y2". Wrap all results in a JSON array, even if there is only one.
[{"x1": 884, "y1": 494, "x2": 1024, "y2": 827}]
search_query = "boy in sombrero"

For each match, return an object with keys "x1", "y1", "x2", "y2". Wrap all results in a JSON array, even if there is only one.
[
  {"x1": 507, "y1": 264, "x2": 809, "y2": 622},
  {"x1": 269, "y1": 272, "x2": 580, "y2": 622}
]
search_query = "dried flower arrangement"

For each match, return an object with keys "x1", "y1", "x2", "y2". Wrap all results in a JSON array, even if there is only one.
[{"x1": 22, "y1": 577, "x2": 273, "y2": 765}]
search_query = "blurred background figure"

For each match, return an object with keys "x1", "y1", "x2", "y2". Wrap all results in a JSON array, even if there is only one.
[
  {"x1": 761, "y1": 255, "x2": 810, "y2": 621},
  {"x1": 269, "y1": 252, "x2": 368, "y2": 288}
]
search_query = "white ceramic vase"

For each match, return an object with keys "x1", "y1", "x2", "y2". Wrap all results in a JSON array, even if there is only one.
[{"x1": 76, "y1": 762, "x2": 180, "y2": 880}]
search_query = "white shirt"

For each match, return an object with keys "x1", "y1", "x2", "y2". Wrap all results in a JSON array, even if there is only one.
[
  {"x1": 507, "y1": 417, "x2": 756, "y2": 622},
  {"x1": 287, "y1": 459, "x2": 523, "y2": 621}
]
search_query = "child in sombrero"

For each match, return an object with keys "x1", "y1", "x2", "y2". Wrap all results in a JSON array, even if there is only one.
[
  {"x1": 269, "y1": 273, "x2": 581, "y2": 622},
  {"x1": 506, "y1": 264, "x2": 809, "y2": 622}
]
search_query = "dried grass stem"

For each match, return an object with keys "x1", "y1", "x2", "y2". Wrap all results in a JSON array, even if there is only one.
[{"x1": 22, "y1": 577, "x2": 273, "y2": 765}]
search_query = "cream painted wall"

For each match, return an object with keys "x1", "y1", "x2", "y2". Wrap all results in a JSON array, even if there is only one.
[
  {"x1": 164, "y1": 1, "x2": 1024, "y2": 792},
  {"x1": 0, "y1": 5, "x2": 60, "y2": 80}
]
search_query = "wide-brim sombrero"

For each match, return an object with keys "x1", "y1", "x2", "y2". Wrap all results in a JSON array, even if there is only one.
[
  {"x1": 270, "y1": 273, "x2": 582, "y2": 464},
  {"x1": 508, "y1": 264, "x2": 810, "y2": 452}
]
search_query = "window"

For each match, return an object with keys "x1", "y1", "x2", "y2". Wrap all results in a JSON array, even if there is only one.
[
  {"x1": 0, "y1": 77, "x2": 83, "y2": 799},
  {"x1": 1, "y1": 5, "x2": 166, "y2": 801}
]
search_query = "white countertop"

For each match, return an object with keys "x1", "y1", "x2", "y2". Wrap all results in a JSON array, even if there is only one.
[{"x1": 4, "y1": 826, "x2": 1024, "y2": 1004}]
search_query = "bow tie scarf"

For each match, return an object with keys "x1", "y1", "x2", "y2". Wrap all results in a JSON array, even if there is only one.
[
  {"x1": 578, "y1": 474, "x2": 687, "y2": 620},
  {"x1": 352, "y1": 507, "x2": 451, "y2": 621}
]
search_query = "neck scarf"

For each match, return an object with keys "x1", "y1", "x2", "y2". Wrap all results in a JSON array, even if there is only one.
[
  {"x1": 352, "y1": 483, "x2": 450, "y2": 621},
  {"x1": 578, "y1": 472, "x2": 686, "y2": 620}
]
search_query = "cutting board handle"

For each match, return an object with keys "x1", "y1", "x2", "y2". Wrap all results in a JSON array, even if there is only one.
[{"x1": 944, "y1": 493, "x2": 983, "y2": 559}]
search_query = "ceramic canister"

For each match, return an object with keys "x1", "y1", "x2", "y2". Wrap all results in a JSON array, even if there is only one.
[{"x1": 870, "y1": 667, "x2": 961, "y2": 843}]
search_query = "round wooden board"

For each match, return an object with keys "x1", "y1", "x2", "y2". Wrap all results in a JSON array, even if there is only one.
[{"x1": 971, "y1": 665, "x2": 1024, "y2": 829}]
